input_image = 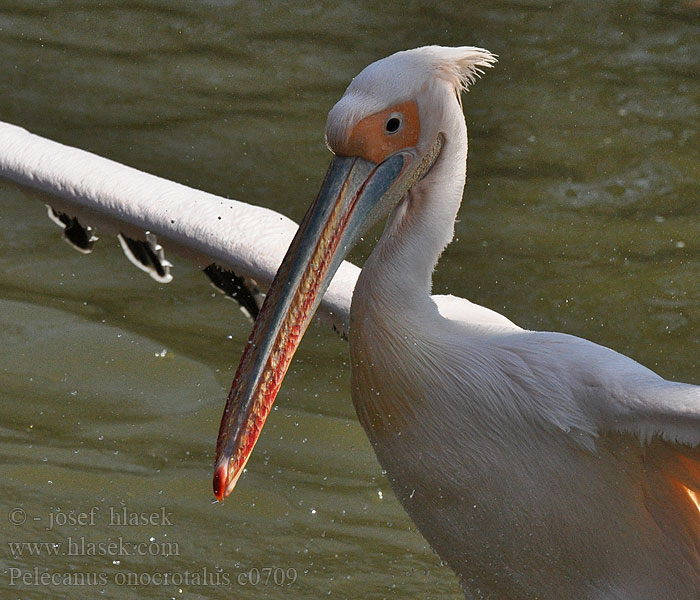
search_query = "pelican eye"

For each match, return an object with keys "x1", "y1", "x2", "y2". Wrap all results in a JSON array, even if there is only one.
[{"x1": 385, "y1": 115, "x2": 402, "y2": 135}]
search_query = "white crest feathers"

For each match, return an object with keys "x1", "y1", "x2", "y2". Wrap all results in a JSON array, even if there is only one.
[{"x1": 431, "y1": 46, "x2": 498, "y2": 93}]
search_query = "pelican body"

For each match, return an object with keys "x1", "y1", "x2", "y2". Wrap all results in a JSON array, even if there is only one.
[{"x1": 214, "y1": 47, "x2": 700, "y2": 598}]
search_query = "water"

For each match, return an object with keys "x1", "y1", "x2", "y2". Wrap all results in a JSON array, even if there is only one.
[{"x1": 0, "y1": 1, "x2": 698, "y2": 598}]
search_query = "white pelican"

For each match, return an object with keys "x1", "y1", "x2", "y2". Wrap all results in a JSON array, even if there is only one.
[
  {"x1": 2, "y1": 46, "x2": 699, "y2": 599},
  {"x1": 213, "y1": 46, "x2": 700, "y2": 598}
]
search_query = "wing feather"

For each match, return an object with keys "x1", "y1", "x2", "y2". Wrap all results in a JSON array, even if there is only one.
[{"x1": 0, "y1": 121, "x2": 358, "y2": 334}]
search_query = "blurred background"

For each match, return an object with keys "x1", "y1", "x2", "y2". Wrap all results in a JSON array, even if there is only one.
[{"x1": 0, "y1": 1, "x2": 698, "y2": 598}]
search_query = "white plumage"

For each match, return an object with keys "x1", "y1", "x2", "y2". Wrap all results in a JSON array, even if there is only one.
[
  {"x1": 340, "y1": 47, "x2": 700, "y2": 598},
  {"x1": 0, "y1": 120, "x2": 358, "y2": 334}
]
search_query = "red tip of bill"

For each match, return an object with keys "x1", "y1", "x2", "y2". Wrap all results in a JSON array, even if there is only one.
[{"x1": 213, "y1": 463, "x2": 228, "y2": 502}]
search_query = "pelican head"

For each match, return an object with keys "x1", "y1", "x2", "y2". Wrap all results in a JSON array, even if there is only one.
[{"x1": 213, "y1": 46, "x2": 496, "y2": 500}]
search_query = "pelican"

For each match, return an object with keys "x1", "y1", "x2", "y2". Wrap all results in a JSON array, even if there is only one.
[
  {"x1": 2, "y1": 46, "x2": 699, "y2": 599},
  {"x1": 213, "y1": 46, "x2": 700, "y2": 598}
]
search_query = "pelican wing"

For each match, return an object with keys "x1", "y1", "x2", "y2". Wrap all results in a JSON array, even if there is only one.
[
  {"x1": 526, "y1": 330, "x2": 700, "y2": 447},
  {"x1": 487, "y1": 327, "x2": 700, "y2": 556},
  {"x1": 472, "y1": 326, "x2": 700, "y2": 453},
  {"x1": 604, "y1": 378, "x2": 700, "y2": 448},
  {"x1": 557, "y1": 333, "x2": 700, "y2": 448},
  {"x1": 599, "y1": 365, "x2": 700, "y2": 560},
  {"x1": 0, "y1": 121, "x2": 358, "y2": 334}
]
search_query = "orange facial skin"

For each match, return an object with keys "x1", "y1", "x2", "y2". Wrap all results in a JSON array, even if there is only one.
[{"x1": 335, "y1": 100, "x2": 420, "y2": 164}]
